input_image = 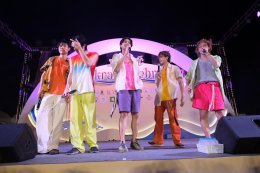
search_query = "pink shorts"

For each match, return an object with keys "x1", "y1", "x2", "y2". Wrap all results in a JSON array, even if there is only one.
[{"x1": 192, "y1": 82, "x2": 224, "y2": 111}]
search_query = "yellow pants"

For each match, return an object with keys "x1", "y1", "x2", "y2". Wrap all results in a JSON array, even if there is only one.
[{"x1": 70, "y1": 92, "x2": 98, "y2": 153}]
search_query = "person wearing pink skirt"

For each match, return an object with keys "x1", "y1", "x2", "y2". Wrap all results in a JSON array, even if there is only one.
[{"x1": 186, "y1": 38, "x2": 226, "y2": 138}]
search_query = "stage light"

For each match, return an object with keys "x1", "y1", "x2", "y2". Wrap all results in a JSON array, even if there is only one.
[{"x1": 257, "y1": 11, "x2": 260, "y2": 17}]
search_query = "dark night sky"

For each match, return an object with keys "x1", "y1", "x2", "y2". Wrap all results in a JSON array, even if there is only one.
[{"x1": 0, "y1": 0, "x2": 259, "y2": 116}]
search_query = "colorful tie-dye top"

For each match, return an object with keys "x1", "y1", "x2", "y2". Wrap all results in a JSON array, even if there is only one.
[{"x1": 70, "y1": 52, "x2": 97, "y2": 94}]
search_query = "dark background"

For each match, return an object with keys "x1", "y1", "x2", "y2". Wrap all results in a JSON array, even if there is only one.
[{"x1": 0, "y1": 0, "x2": 259, "y2": 117}]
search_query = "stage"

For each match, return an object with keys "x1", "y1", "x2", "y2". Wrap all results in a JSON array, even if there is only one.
[{"x1": 0, "y1": 139, "x2": 259, "y2": 173}]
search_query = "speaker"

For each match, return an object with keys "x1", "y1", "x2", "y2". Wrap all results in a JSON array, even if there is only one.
[
  {"x1": 215, "y1": 115, "x2": 260, "y2": 154},
  {"x1": 0, "y1": 123, "x2": 37, "y2": 162}
]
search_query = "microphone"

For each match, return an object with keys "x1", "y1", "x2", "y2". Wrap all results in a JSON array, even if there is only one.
[
  {"x1": 157, "y1": 64, "x2": 162, "y2": 72},
  {"x1": 202, "y1": 49, "x2": 207, "y2": 54},
  {"x1": 126, "y1": 46, "x2": 131, "y2": 53},
  {"x1": 36, "y1": 96, "x2": 43, "y2": 110},
  {"x1": 62, "y1": 89, "x2": 77, "y2": 98}
]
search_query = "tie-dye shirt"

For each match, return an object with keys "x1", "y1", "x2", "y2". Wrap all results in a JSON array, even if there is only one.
[{"x1": 70, "y1": 52, "x2": 97, "y2": 94}]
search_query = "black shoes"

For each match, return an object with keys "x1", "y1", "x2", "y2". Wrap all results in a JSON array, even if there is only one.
[
  {"x1": 66, "y1": 147, "x2": 99, "y2": 154},
  {"x1": 48, "y1": 149, "x2": 59, "y2": 155},
  {"x1": 148, "y1": 141, "x2": 184, "y2": 148},
  {"x1": 175, "y1": 143, "x2": 185, "y2": 148},
  {"x1": 89, "y1": 146, "x2": 99, "y2": 153},
  {"x1": 66, "y1": 148, "x2": 81, "y2": 155},
  {"x1": 130, "y1": 140, "x2": 144, "y2": 150},
  {"x1": 148, "y1": 141, "x2": 164, "y2": 146}
]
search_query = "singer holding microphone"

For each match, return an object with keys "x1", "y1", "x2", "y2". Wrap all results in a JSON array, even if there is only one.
[
  {"x1": 186, "y1": 38, "x2": 226, "y2": 138},
  {"x1": 148, "y1": 51, "x2": 185, "y2": 148},
  {"x1": 111, "y1": 37, "x2": 144, "y2": 152}
]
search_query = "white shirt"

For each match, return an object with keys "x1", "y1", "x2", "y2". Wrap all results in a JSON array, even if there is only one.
[{"x1": 111, "y1": 53, "x2": 143, "y2": 92}]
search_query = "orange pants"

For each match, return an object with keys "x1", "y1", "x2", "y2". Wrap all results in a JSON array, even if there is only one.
[{"x1": 153, "y1": 99, "x2": 181, "y2": 144}]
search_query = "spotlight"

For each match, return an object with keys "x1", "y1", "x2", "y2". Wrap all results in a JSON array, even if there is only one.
[{"x1": 257, "y1": 11, "x2": 260, "y2": 18}]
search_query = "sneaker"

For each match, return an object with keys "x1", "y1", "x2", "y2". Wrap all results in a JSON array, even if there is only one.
[
  {"x1": 89, "y1": 147, "x2": 99, "y2": 153},
  {"x1": 118, "y1": 143, "x2": 128, "y2": 152},
  {"x1": 130, "y1": 140, "x2": 144, "y2": 150},
  {"x1": 148, "y1": 141, "x2": 164, "y2": 146},
  {"x1": 66, "y1": 148, "x2": 81, "y2": 155},
  {"x1": 48, "y1": 149, "x2": 59, "y2": 155},
  {"x1": 175, "y1": 143, "x2": 185, "y2": 148}
]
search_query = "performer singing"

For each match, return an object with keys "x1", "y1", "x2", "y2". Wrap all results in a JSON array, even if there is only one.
[
  {"x1": 111, "y1": 37, "x2": 144, "y2": 152},
  {"x1": 148, "y1": 51, "x2": 185, "y2": 147},
  {"x1": 186, "y1": 38, "x2": 226, "y2": 138},
  {"x1": 36, "y1": 40, "x2": 70, "y2": 154}
]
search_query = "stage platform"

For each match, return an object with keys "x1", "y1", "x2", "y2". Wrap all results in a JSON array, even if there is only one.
[{"x1": 0, "y1": 139, "x2": 259, "y2": 173}]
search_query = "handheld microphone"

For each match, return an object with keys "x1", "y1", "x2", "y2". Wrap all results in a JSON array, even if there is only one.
[
  {"x1": 36, "y1": 96, "x2": 43, "y2": 110},
  {"x1": 62, "y1": 89, "x2": 77, "y2": 98},
  {"x1": 157, "y1": 64, "x2": 161, "y2": 72},
  {"x1": 157, "y1": 64, "x2": 162, "y2": 72}
]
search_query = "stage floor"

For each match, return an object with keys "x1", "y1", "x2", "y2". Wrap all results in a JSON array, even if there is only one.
[
  {"x1": 1, "y1": 138, "x2": 260, "y2": 173},
  {"x1": 2, "y1": 138, "x2": 258, "y2": 166}
]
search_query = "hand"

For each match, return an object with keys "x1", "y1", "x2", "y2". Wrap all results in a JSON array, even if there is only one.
[
  {"x1": 70, "y1": 38, "x2": 82, "y2": 50},
  {"x1": 202, "y1": 49, "x2": 211, "y2": 58},
  {"x1": 38, "y1": 90, "x2": 44, "y2": 98},
  {"x1": 180, "y1": 97, "x2": 184, "y2": 107},
  {"x1": 65, "y1": 95, "x2": 70, "y2": 103},
  {"x1": 186, "y1": 86, "x2": 192, "y2": 94},
  {"x1": 123, "y1": 45, "x2": 130, "y2": 56},
  {"x1": 62, "y1": 90, "x2": 71, "y2": 102},
  {"x1": 137, "y1": 55, "x2": 144, "y2": 65},
  {"x1": 156, "y1": 72, "x2": 161, "y2": 81}
]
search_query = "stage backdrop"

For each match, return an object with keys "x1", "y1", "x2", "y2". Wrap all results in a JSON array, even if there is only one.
[{"x1": 19, "y1": 38, "x2": 234, "y2": 141}]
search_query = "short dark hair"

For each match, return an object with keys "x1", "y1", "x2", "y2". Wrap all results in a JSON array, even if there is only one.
[
  {"x1": 57, "y1": 39, "x2": 70, "y2": 47},
  {"x1": 72, "y1": 34, "x2": 87, "y2": 46},
  {"x1": 120, "y1": 37, "x2": 133, "y2": 52},
  {"x1": 158, "y1": 51, "x2": 171, "y2": 62}
]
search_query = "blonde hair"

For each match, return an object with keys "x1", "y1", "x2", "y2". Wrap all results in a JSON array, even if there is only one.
[{"x1": 195, "y1": 38, "x2": 213, "y2": 56}]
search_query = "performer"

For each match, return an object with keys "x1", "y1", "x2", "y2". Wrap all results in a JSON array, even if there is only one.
[
  {"x1": 186, "y1": 38, "x2": 226, "y2": 138},
  {"x1": 66, "y1": 35, "x2": 99, "y2": 154},
  {"x1": 36, "y1": 40, "x2": 70, "y2": 154},
  {"x1": 148, "y1": 51, "x2": 185, "y2": 147},
  {"x1": 111, "y1": 37, "x2": 144, "y2": 152}
]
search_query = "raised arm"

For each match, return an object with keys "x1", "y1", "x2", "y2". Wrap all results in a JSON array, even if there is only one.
[
  {"x1": 70, "y1": 39, "x2": 98, "y2": 66},
  {"x1": 206, "y1": 54, "x2": 221, "y2": 69},
  {"x1": 111, "y1": 54, "x2": 124, "y2": 74}
]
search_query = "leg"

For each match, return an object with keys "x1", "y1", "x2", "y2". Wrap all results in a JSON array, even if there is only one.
[
  {"x1": 153, "y1": 104, "x2": 165, "y2": 145},
  {"x1": 82, "y1": 92, "x2": 98, "y2": 149},
  {"x1": 48, "y1": 95, "x2": 67, "y2": 151},
  {"x1": 199, "y1": 109, "x2": 211, "y2": 138},
  {"x1": 165, "y1": 100, "x2": 182, "y2": 145},
  {"x1": 130, "y1": 90, "x2": 141, "y2": 142},
  {"x1": 36, "y1": 94, "x2": 54, "y2": 153},
  {"x1": 215, "y1": 110, "x2": 225, "y2": 120},
  {"x1": 117, "y1": 90, "x2": 131, "y2": 143},
  {"x1": 131, "y1": 112, "x2": 138, "y2": 142},
  {"x1": 119, "y1": 112, "x2": 128, "y2": 143},
  {"x1": 70, "y1": 94, "x2": 85, "y2": 153}
]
